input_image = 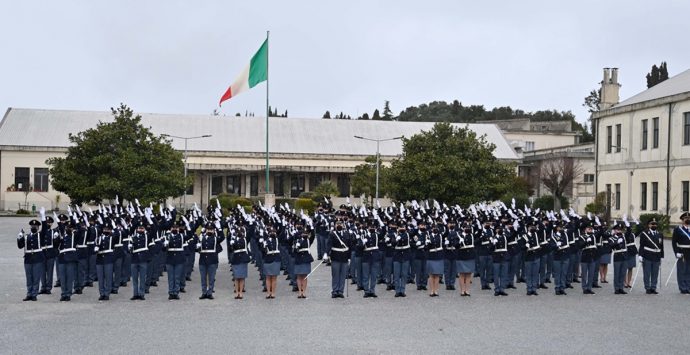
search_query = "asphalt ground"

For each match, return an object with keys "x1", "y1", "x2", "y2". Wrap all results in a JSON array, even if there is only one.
[{"x1": 1, "y1": 217, "x2": 689, "y2": 354}]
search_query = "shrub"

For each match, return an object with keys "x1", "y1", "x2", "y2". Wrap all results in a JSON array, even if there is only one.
[
  {"x1": 636, "y1": 213, "x2": 670, "y2": 234},
  {"x1": 16, "y1": 209, "x2": 31, "y2": 215},
  {"x1": 532, "y1": 195, "x2": 569, "y2": 211},
  {"x1": 500, "y1": 193, "x2": 530, "y2": 210},
  {"x1": 585, "y1": 192, "x2": 607, "y2": 215},
  {"x1": 295, "y1": 198, "x2": 317, "y2": 214}
]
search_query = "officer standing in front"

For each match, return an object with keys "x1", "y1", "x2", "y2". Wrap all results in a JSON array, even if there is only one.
[
  {"x1": 164, "y1": 221, "x2": 188, "y2": 300},
  {"x1": 197, "y1": 221, "x2": 225, "y2": 300},
  {"x1": 17, "y1": 220, "x2": 45, "y2": 301},
  {"x1": 671, "y1": 212, "x2": 690, "y2": 294},
  {"x1": 638, "y1": 218, "x2": 664, "y2": 294}
]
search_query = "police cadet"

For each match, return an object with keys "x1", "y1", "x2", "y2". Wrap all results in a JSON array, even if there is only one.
[
  {"x1": 609, "y1": 223, "x2": 628, "y2": 294},
  {"x1": 457, "y1": 222, "x2": 477, "y2": 296},
  {"x1": 412, "y1": 221, "x2": 428, "y2": 291},
  {"x1": 73, "y1": 215, "x2": 89, "y2": 294},
  {"x1": 477, "y1": 220, "x2": 494, "y2": 291},
  {"x1": 381, "y1": 220, "x2": 396, "y2": 291},
  {"x1": 623, "y1": 222, "x2": 638, "y2": 289},
  {"x1": 671, "y1": 212, "x2": 690, "y2": 294},
  {"x1": 537, "y1": 218, "x2": 552, "y2": 290},
  {"x1": 565, "y1": 220, "x2": 580, "y2": 287},
  {"x1": 361, "y1": 222, "x2": 382, "y2": 298},
  {"x1": 261, "y1": 226, "x2": 281, "y2": 299},
  {"x1": 110, "y1": 219, "x2": 126, "y2": 295},
  {"x1": 197, "y1": 221, "x2": 224, "y2": 300},
  {"x1": 638, "y1": 218, "x2": 664, "y2": 294},
  {"x1": 294, "y1": 226, "x2": 314, "y2": 299},
  {"x1": 597, "y1": 222, "x2": 612, "y2": 285},
  {"x1": 505, "y1": 220, "x2": 521, "y2": 290},
  {"x1": 95, "y1": 223, "x2": 115, "y2": 301},
  {"x1": 85, "y1": 215, "x2": 99, "y2": 287},
  {"x1": 18, "y1": 220, "x2": 45, "y2": 301},
  {"x1": 145, "y1": 219, "x2": 162, "y2": 294},
  {"x1": 56, "y1": 221, "x2": 78, "y2": 301},
  {"x1": 392, "y1": 222, "x2": 412, "y2": 297},
  {"x1": 351, "y1": 221, "x2": 365, "y2": 291},
  {"x1": 129, "y1": 222, "x2": 151, "y2": 300},
  {"x1": 425, "y1": 222, "x2": 444, "y2": 297},
  {"x1": 230, "y1": 227, "x2": 250, "y2": 300},
  {"x1": 327, "y1": 220, "x2": 351, "y2": 298},
  {"x1": 577, "y1": 222, "x2": 598, "y2": 295},
  {"x1": 443, "y1": 221, "x2": 458, "y2": 291},
  {"x1": 164, "y1": 220, "x2": 188, "y2": 300},
  {"x1": 38, "y1": 208, "x2": 58, "y2": 295},
  {"x1": 549, "y1": 222, "x2": 570, "y2": 295},
  {"x1": 522, "y1": 220, "x2": 541, "y2": 296},
  {"x1": 490, "y1": 224, "x2": 509, "y2": 296}
]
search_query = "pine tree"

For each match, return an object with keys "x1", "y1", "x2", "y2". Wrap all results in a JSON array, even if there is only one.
[
  {"x1": 382, "y1": 100, "x2": 393, "y2": 120},
  {"x1": 322, "y1": 111, "x2": 331, "y2": 119},
  {"x1": 372, "y1": 109, "x2": 381, "y2": 120}
]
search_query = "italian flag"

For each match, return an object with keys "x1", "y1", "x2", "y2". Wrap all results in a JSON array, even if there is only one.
[{"x1": 219, "y1": 39, "x2": 268, "y2": 106}]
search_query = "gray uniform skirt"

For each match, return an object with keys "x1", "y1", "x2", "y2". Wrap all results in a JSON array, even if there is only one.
[
  {"x1": 599, "y1": 253, "x2": 611, "y2": 264},
  {"x1": 294, "y1": 262, "x2": 311, "y2": 275},
  {"x1": 232, "y1": 263, "x2": 248, "y2": 279},
  {"x1": 626, "y1": 254, "x2": 636, "y2": 268},
  {"x1": 427, "y1": 260, "x2": 444, "y2": 275},
  {"x1": 264, "y1": 261, "x2": 281, "y2": 276},
  {"x1": 456, "y1": 259, "x2": 476, "y2": 274}
]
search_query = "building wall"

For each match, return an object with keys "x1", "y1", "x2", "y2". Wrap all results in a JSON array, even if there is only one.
[
  {"x1": 597, "y1": 97, "x2": 690, "y2": 219},
  {"x1": 503, "y1": 132, "x2": 578, "y2": 152},
  {"x1": 0, "y1": 150, "x2": 66, "y2": 211}
]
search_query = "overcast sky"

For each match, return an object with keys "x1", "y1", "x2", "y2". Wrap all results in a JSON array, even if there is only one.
[{"x1": 2, "y1": 0, "x2": 689, "y2": 125}]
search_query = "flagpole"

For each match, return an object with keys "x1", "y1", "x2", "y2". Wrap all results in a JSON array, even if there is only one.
[{"x1": 265, "y1": 30, "x2": 270, "y2": 197}]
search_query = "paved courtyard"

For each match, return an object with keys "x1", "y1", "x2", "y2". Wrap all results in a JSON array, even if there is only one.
[{"x1": 1, "y1": 217, "x2": 688, "y2": 354}]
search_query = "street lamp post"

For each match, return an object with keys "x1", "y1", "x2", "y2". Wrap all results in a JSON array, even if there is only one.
[
  {"x1": 161, "y1": 134, "x2": 212, "y2": 210},
  {"x1": 353, "y1": 135, "x2": 403, "y2": 202}
]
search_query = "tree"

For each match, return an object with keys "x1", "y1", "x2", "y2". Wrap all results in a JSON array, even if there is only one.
[
  {"x1": 371, "y1": 109, "x2": 381, "y2": 120},
  {"x1": 312, "y1": 180, "x2": 339, "y2": 201},
  {"x1": 646, "y1": 62, "x2": 669, "y2": 88},
  {"x1": 350, "y1": 155, "x2": 388, "y2": 203},
  {"x1": 322, "y1": 111, "x2": 331, "y2": 119},
  {"x1": 360, "y1": 113, "x2": 370, "y2": 120},
  {"x1": 47, "y1": 104, "x2": 188, "y2": 205},
  {"x1": 583, "y1": 88, "x2": 601, "y2": 137},
  {"x1": 539, "y1": 157, "x2": 583, "y2": 211},
  {"x1": 382, "y1": 100, "x2": 393, "y2": 120},
  {"x1": 386, "y1": 122, "x2": 516, "y2": 205}
]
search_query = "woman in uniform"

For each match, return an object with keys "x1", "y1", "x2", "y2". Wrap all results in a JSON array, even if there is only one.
[
  {"x1": 262, "y1": 227, "x2": 281, "y2": 299},
  {"x1": 230, "y1": 228, "x2": 250, "y2": 299},
  {"x1": 425, "y1": 224, "x2": 444, "y2": 297},
  {"x1": 293, "y1": 226, "x2": 315, "y2": 299},
  {"x1": 456, "y1": 223, "x2": 476, "y2": 296}
]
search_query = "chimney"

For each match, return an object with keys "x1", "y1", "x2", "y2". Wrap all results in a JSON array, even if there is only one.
[{"x1": 599, "y1": 67, "x2": 621, "y2": 110}]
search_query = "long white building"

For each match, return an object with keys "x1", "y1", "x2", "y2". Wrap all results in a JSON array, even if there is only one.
[
  {"x1": 0, "y1": 108, "x2": 519, "y2": 211},
  {"x1": 593, "y1": 67, "x2": 690, "y2": 219}
]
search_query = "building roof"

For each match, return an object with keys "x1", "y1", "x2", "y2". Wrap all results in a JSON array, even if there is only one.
[
  {"x1": 615, "y1": 68, "x2": 690, "y2": 108},
  {"x1": 0, "y1": 108, "x2": 519, "y2": 160}
]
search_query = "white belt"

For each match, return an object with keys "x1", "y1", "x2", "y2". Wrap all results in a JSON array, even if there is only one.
[
  {"x1": 24, "y1": 249, "x2": 43, "y2": 254},
  {"x1": 445, "y1": 247, "x2": 455, "y2": 250},
  {"x1": 200, "y1": 250, "x2": 216, "y2": 253},
  {"x1": 41, "y1": 246, "x2": 53, "y2": 250},
  {"x1": 114, "y1": 244, "x2": 123, "y2": 247},
  {"x1": 528, "y1": 246, "x2": 540, "y2": 251},
  {"x1": 643, "y1": 246, "x2": 661, "y2": 253},
  {"x1": 168, "y1": 248, "x2": 184, "y2": 252},
  {"x1": 234, "y1": 249, "x2": 248, "y2": 254},
  {"x1": 364, "y1": 246, "x2": 379, "y2": 251},
  {"x1": 481, "y1": 241, "x2": 490, "y2": 245},
  {"x1": 77, "y1": 245, "x2": 87, "y2": 249},
  {"x1": 626, "y1": 243, "x2": 636, "y2": 247},
  {"x1": 678, "y1": 245, "x2": 690, "y2": 249},
  {"x1": 395, "y1": 246, "x2": 410, "y2": 250},
  {"x1": 494, "y1": 248, "x2": 507, "y2": 252},
  {"x1": 133, "y1": 247, "x2": 148, "y2": 253},
  {"x1": 59, "y1": 248, "x2": 76, "y2": 253},
  {"x1": 86, "y1": 242, "x2": 95, "y2": 245},
  {"x1": 331, "y1": 247, "x2": 348, "y2": 252},
  {"x1": 97, "y1": 250, "x2": 113, "y2": 254},
  {"x1": 459, "y1": 246, "x2": 473, "y2": 250},
  {"x1": 267, "y1": 250, "x2": 280, "y2": 255},
  {"x1": 540, "y1": 242, "x2": 549, "y2": 246},
  {"x1": 584, "y1": 246, "x2": 597, "y2": 250},
  {"x1": 508, "y1": 241, "x2": 518, "y2": 245},
  {"x1": 429, "y1": 247, "x2": 443, "y2": 252},
  {"x1": 613, "y1": 249, "x2": 627, "y2": 254},
  {"x1": 298, "y1": 248, "x2": 310, "y2": 252},
  {"x1": 558, "y1": 246, "x2": 568, "y2": 250}
]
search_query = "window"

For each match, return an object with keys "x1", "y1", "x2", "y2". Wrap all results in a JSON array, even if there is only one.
[
  {"x1": 583, "y1": 174, "x2": 594, "y2": 183},
  {"x1": 615, "y1": 183, "x2": 621, "y2": 210},
  {"x1": 14, "y1": 167, "x2": 30, "y2": 191},
  {"x1": 309, "y1": 174, "x2": 327, "y2": 192},
  {"x1": 290, "y1": 174, "x2": 305, "y2": 198},
  {"x1": 641, "y1": 119, "x2": 648, "y2": 150},
  {"x1": 640, "y1": 182, "x2": 647, "y2": 211},
  {"x1": 606, "y1": 184, "x2": 612, "y2": 210},
  {"x1": 652, "y1": 117, "x2": 659, "y2": 148},
  {"x1": 337, "y1": 174, "x2": 350, "y2": 197},
  {"x1": 682, "y1": 181, "x2": 689, "y2": 212},
  {"x1": 185, "y1": 175, "x2": 194, "y2": 195},
  {"x1": 274, "y1": 173, "x2": 284, "y2": 196},
  {"x1": 652, "y1": 182, "x2": 658, "y2": 210},
  {"x1": 33, "y1": 168, "x2": 49, "y2": 192},
  {"x1": 250, "y1": 175, "x2": 258, "y2": 196},
  {"x1": 615, "y1": 124, "x2": 622, "y2": 152},
  {"x1": 226, "y1": 175, "x2": 241, "y2": 195},
  {"x1": 524, "y1": 141, "x2": 535, "y2": 151},
  {"x1": 606, "y1": 126, "x2": 612, "y2": 153},
  {"x1": 211, "y1": 176, "x2": 223, "y2": 196},
  {"x1": 684, "y1": 113, "x2": 690, "y2": 146}
]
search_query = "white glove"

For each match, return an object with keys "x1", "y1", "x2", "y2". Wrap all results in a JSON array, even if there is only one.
[
  {"x1": 323, "y1": 253, "x2": 329, "y2": 260},
  {"x1": 556, "y1": 241, "x2": 562, "y2": 247},
  {"x1": 53, "y1": 232, "x2": 60, "y2": 239},
  {"x1": 586, "y1": 238, "x2": 592, "y2": 242},
  {"x1": 230, "y1": 240, "x2": 235, "y2": 245},
  {"x1": 677, "y1": 253, "x2": 683, "y2": 259},
  {"x1": 214, "y1": 221, "x2": 221, "y2": 230},
  {"x1": 201, "y1": 228, "x2": 206, "y2": 234},
  {"x1": 525, "y1": 243, "x2": 530, "y2": 249},
  {"x1": 17, "y1": 232, "x2": 24, "y2": 240},
  {"x1": 416, "y1": 241, "x2": 422, "y2": 246},
  {"x1": 385, "y1": 237, "x2": 390, "y2": 243},
  {"x1": 490, "y1": 238, "x2": 497, "y2": 245},
  {"x1": 94, "y1": 246, "x2": 99, "y2": 252},
  {"x1": 362, "y1": 238, "x2": 368, "y2": 244},
  {"x1": 444, "y1": 240, "x2": 449, "y2": 246},
  {"x1": 638, "y1": 256, "x2": 643, "y2": 262},
  {"x1": 395, "y1": 236, "x2": 401, "y2": 242},
  {"x1": 164, "y1": 241, "x2": 169, "y2": 247},
  {"x1": 617, "y1": 238, "x2": 623, "y2": 243},
  {"x1": 259, "y1": 238, "x2": 264, "y2": 244}
]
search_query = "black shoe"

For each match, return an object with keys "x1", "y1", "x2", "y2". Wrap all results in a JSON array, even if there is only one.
[
  {"x1": 601, "y1": 280, "x2": 608, "y2": 283},
  {"x1": 650, "y1": 290, "x2": 658, "y2": 294},
  {"x1": 145, "y1": 289, "x2": 149, "y2": 294},
  {"x1": 54, "y1": 282, "x2": 61, "y2": 287},
  {"x1": 292, "y1": 286, "x2": 299, "y2": 292},
  {"x1": 356, "y1": 287, "x2": 364, "y2": 291},
  {"x1": 494, "y1": 292, "x2": 500, "y2": 296},
  {"x1": 645, "y1": 289, "x2": 651, "y2": 294},
  {"x1": 507, "y1": 284, "x2": 517, "y2": 289},
  {"x1": 179, "y1": 288, "x2": 186, "y2": 293},
  {"x1": 481, "y1": 286, "x2": 491, "y2": 290},
  {"x1": 60, "y1": 296, "x2": 67, "y2": 301},
  {"x1": 499, "y1": 291, "x2": 508, "y2": 296},
  {"x1": 111, "y1": 290, "x2": 118, "y2": 294},
  {"x1": 168, "y1": 295, "x2": 174, "y2": 300},
  {"x1": 351, "y1": 280, "x2": 357, "y2": 285},
  {"x1": 417, "y1": 286, "x2": 423, "y2": 291},
  {"x1": 517, "y1": 278, "x2": 526, "y2": 283},
  {"x1": 526, "y1": 291, "x2": 532, "y2": 296},
  {"x1": 386, "y1": 285, "x2": 394, "y2": 291},
  {"x1": 31, "y1": 296, "x2": 37, "y2": 301},
  {"x1": 185, "y1": 277, "x2": 192, "y2": 281},
  {"x1": 533, "y1": 291, "x2": 539, "y2": 296},
  {"x1": 377, "y1": 279, "x2": 386, "y2": 285},
  {"x1": 151, "y1": 282, "x2": 158, "y2": 287},
  {"x1": 371, "y1": 293, "x2": 378, "y2": 298},
  {"x1": 566, "y1": 284, "x2": 574, "y2": 289},
  {"x1": 23, "y1": 296, "x2": 32, "y2": 301},
  {"x1": 98, "y1": 295, "x2": 105, "y2": 301},
  {"x1": 681, "y1": 290, "x2": 690, "y2": 294},
  {"x1": 262, "y1": 287, "x2": 267, "y2": 292},
  {"x1": 332, "y1": 294, "x2": 339, "y2": 298},
  {"x1": 539, "y1": 284, "x2": 548, "y2": 289},
  {"x1": 85, "y1": 282, "x2": 93, "y2": 287},
  {"x1": 130, "y1": 296, "x2": 138, "y2": 301},
  {"x1": 74, "y1": 289, "x2": 82, "y2": 294},
  {"x1": 104, "y1": 296, "x2": 109, "y2": 300},
  {"x1": 624, "y1": 285, "x2": 631, "y2": 289},
  {"x1": 120, "y1": 282, "x2": 128, "y2": 287},
  {"x1": 401, "y1": 293, "x2": 406, "y2": 297},
  {"x1": 338, "y1": 294, "x2": 345, "y2": 298},
  {"x1": 39, "y1": 289, "x2": 50, "y2": 295},
  {"x1": 394, "y1": 293, "x2": 401, "y2": 297},
  {"x1": 207, "y1": 295, "x2": 214, "y2": 300},
  {"x1": 544, "y1": 279, "x2": 551, "y2": 283},
  {"x1": 573, "y1": 278, "x2": 580, "y2": 283},
  {"x1": 421, "y1": 286, "x2": 427, "y2": 290},
  {"x1": 593, "y1": 285, "x2": 602, "y2": 289},
  {"x1": 363, "y1": 293, "x2": 371, "y2": 298},
  {"x1": 140, "y1": 296, "x2": 145, "y2": 300},
  {"x1": 199, "y1": 295, "x2": 207, "y2": 300}
]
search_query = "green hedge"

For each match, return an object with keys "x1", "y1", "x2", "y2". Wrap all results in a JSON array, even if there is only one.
[
  {"x1": 532, "y1": 195, "x2": 569, "y2": 211},
  {"x1": 635, "y1": 213, "x2": 670, "y2": 234},
  {"x1": 295, "y1": 198, "x2": 316, "y2": 214}
]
